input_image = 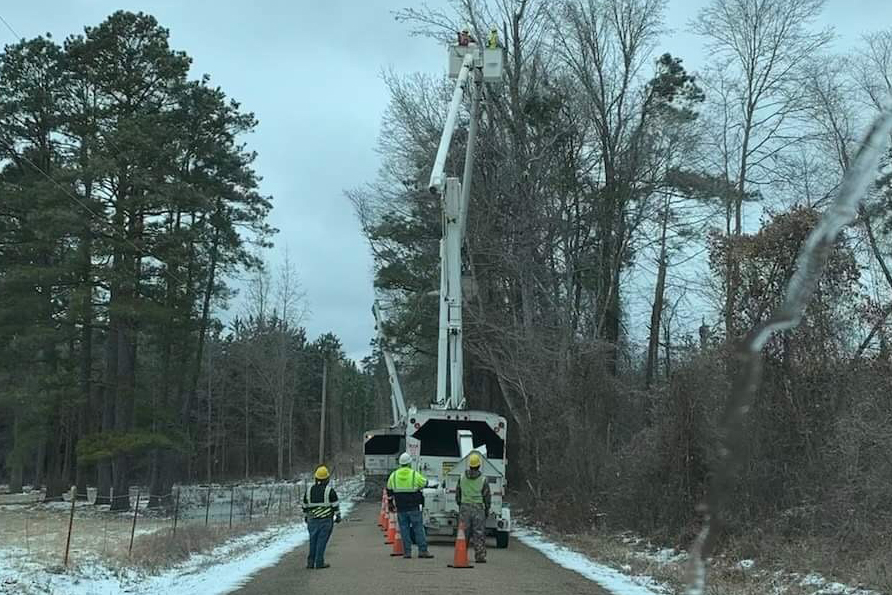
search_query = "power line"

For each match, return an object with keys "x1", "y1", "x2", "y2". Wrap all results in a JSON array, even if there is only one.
[
  {"x1": 0, "y1": 14, "x2": 21, "y2": 40},
  {"x1": 0, "y1": 13, "x2": 197, "y2": 290},
  {"x1": 0, "y1": 12, "x2": 225, "y2": 295},
  {"x1": 0, "y1": 136, "x2": 190, "y2": 288}
]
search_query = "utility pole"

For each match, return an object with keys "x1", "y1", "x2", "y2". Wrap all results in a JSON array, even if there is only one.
[
  {"x1": 318, "y1": 356, "x2": 327, "y2": 465},
  {"x1": 207, "y1": 342, "x2": 213, "y2": 483}
]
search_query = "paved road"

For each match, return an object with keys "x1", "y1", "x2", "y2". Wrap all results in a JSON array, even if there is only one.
[{"x1": 231, "y1": 502, "x2": 607, "y2": 595}]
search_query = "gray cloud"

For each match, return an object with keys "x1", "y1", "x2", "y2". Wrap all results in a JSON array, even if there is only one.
[{"x1": 4, "y1": 0, "x2": 890, "y2": 363}]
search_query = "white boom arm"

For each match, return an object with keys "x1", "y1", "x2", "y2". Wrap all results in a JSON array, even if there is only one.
[
  {"x1": 432, "y1": 47, "x2": 484, "y2": 411},
  {"x1": 373, "y1": 300, "x2": 408, "y2": 425},
  {"x1": 428, "y1": 52, "x2": 475, "y2": 194}
]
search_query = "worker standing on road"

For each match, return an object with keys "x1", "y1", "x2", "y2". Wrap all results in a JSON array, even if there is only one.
[
  {"x1": 456, "y1": 451, "x2": 492, "y2": 563},
  {"x1": 302, "y1": 465, "x2": 341, "y2": 569},
  {"x1": 386, "y1": 452, "x2": 434, "y2": 559}
]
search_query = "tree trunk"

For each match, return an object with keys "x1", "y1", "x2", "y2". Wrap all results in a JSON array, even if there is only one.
[
  {"x1": 726, "y1": 104, "x2": 754, "y2": 339},
  {"x1": 110, "y1": 209, "x2": 141, "y2": 512},
  {"x1": 44, "y1": 430, "x2": 66, "y2": 501},
  {"x1": 9, "y1": 413, "x2": 23, "y2": 494},
  {"x1": 244, "y1": 351, "x2": 250, "y2": 479},
  {"x1": 287, "y1": 396, "x2": 295, "y2": 476},
  {"x1": 34, "y1": 442, "x2": 45, "y2": 492},
  {"x1": 663, "y1": 317, "x2": 672, "y2": 379},
  {"x1": 75, "y1": 144, "x2": 95, "y2": 501},
  {"x1": 645, "y1": 196, "x2": 670, "y2": 389},
  {"x1": 184, "y1": 213, "x2": 222, "y2": 426},
  {"x1": 206, "y1": 343, "x2": 213, "y2": 484}
]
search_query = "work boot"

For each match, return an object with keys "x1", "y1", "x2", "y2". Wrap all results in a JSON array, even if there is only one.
[
  {"x1": 418, "y1": 551, "x2": 434, "y2": 559},
  {"x1": 306, "y1": 564, "x2": 314, "y2": 569},
  {"x1": 317, "y1": 563, "x2": 330, "y2": 569},
  {"x1": 475, "y1": 558, "x2": 487, "y2": 563},
  {"x1": 403, "y1": 554, "x2": 412, "y2": 559}
]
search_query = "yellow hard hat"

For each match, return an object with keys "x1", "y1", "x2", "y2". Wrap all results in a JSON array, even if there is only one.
[
  {"x1": 315, "y1": 465, "x2": 330, "y2": 480},
  {"x1": 469, "y1": 453, "x2": 481, "y2": 468}
]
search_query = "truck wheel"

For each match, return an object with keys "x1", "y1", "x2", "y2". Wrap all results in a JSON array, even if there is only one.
[{"x1": 496, "y1": 530, "x2": 509, "y2": 549}]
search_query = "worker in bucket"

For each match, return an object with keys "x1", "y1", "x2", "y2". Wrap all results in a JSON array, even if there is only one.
[
  {"x1": 487, "y1": 25, "x2": 499, "y2": 48},
  {"x1": 458, "y1": 24, "x2": 475, "y2": 46},
  {"x1": 302, "y1": 465, "x2": 341, "y2": 569},
  {"x1": 456, "y1": 451, "x2": 492, "y2": 563},
  {"x1": 386, "y1": 452, "x2": 434, "y2": 559}
]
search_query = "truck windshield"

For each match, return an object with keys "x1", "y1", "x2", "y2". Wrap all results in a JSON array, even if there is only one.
[{"x1": 411, "y1": 420, "x2": 504, "y2": 458}]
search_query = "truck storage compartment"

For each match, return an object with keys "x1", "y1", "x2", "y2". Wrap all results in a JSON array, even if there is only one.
[{"x1": 363, "y1": 433, "x2": 402, "y2": 455}]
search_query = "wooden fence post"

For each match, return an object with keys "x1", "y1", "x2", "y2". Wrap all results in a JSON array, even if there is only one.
[
  {"x1": 172, "y1": 488, "x2": 181, "y2": 536},
  {"x1": 128, "y1": 488, "x2": 141, "y2": 557},
  {"x1": 63, "y1": 486, "x2": 76, "y2": 566},
  {"x1": 205, "y1": 486, "x2": 211, "y2": 526},
  {"x1": 229, "y1": 486, "x2": 235, "y2": 528}
]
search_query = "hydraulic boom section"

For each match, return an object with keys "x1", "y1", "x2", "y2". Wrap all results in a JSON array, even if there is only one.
[
  {"x1": 372, "y1": 299, "x2": 408, "y2": 425},
  {"x1": 430, "y1": 46, "x2": 492, "y2": 411}
]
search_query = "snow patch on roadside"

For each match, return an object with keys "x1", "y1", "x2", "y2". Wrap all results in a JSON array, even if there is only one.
[
  {"x1": 636, "y1": 547, "x2": 687, "y2": 565},
  {"x1": 794, "y1": 572, "x2": 881, "y2": 595},
  {"x1": 514, "y1": 527, "x2": 669, "y2": 595},
  {"x1": 0, "y1": 477, "x2": 362, "y2": 595}
]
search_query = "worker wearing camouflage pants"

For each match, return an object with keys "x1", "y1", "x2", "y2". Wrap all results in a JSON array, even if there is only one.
[{"x1": 456, "y1": 452, "x2": 492, "y2": 563}]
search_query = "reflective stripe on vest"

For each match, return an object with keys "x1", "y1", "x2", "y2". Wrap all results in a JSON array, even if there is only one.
[
  {"x1": 460, "y1": 474, "x2": 485, "y2": 504},
  {"x1": 305, "y1": 485, "x2": 335, "y2": 519},
  {"x1": 307, "y1": 485, "x2": 332, "y2": 508}
]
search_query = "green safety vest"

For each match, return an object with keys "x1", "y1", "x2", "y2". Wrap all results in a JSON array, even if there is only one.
[
  {"x1": 387, "y1": 467, "x2": 427, "y2": 492},
  {"x1": 459, "y1": 473, "x2": 485, "y2": 504}
]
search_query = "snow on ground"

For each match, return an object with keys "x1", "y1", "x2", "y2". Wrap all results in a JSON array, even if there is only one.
[
  {"x1": 0, "y1": 477, "x2": 362, "y2": 595},
  {"x1": 636, "y1": 547, "x2": 687, "y2": 565},
  {"x1": 514, "y1": 527, "x2": 670, "y2": 595},
  {"x1": 793, "y1": 573, "x2": 881, "y2": 595},
  {"x1": 516, "y1": 526, "x2": 884, "y2": 595}
]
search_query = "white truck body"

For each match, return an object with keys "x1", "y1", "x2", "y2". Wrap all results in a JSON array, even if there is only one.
[{"x1": 405, "y1": 407, "x2": 511, "y2": 545}]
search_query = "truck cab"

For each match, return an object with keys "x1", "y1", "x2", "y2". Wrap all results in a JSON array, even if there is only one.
[{"x1": 363, "y1": 428, "x2": 404, "y2": 497}]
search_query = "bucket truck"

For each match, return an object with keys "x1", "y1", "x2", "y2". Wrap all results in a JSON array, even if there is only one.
[
  {"x1": 408, "y1": 40, "x2": 511, "y2": 547},
  {"x1": 363, "y1": 37, "x2": 511, "y2": 546}
]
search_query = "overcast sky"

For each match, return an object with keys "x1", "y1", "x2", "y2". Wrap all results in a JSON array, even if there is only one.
[{"x1": 2, "y1": 1, "x2": 890, "y2": 362}]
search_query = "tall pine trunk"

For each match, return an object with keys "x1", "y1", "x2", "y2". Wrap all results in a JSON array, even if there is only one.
[{"x1": 645, "y1": 195, "x2": 671, "y2": 389}]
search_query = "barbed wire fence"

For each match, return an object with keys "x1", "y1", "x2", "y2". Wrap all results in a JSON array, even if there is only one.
[{"x1": 0, "y1": 466, "x2": 355, "y2": 570}]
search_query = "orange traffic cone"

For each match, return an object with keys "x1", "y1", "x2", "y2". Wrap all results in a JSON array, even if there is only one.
[
  {"x1": 390, "y1": 518, "x2": 405, "y2": 557},
  {"x1": 384, "y1": 512, "x2": 397, "y2": 544},
  {"x1": 448, "y1": 521, "x2": 474, "y2": 568},
  {"x1": 378, "y1": 492, "x2": 386, "y2": 529}
]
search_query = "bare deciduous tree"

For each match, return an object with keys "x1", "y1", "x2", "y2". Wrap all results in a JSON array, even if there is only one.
[{"x1": 693, "y1": 0, "x2": 832, "y2": 336}]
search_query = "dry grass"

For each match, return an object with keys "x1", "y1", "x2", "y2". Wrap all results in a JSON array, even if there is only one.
[
  {"x1": 520, "y1": 511, "x2": 889, "y2": 595},
  {"x1": 0, "y1": 501, "x2": 303, "y2": 574},
  {"x1": 0, "y1": 503, "x2": 169, "y2": 567},
  {"x1": 124, "y1": 517, "x2": 280, "y2": 571}
]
